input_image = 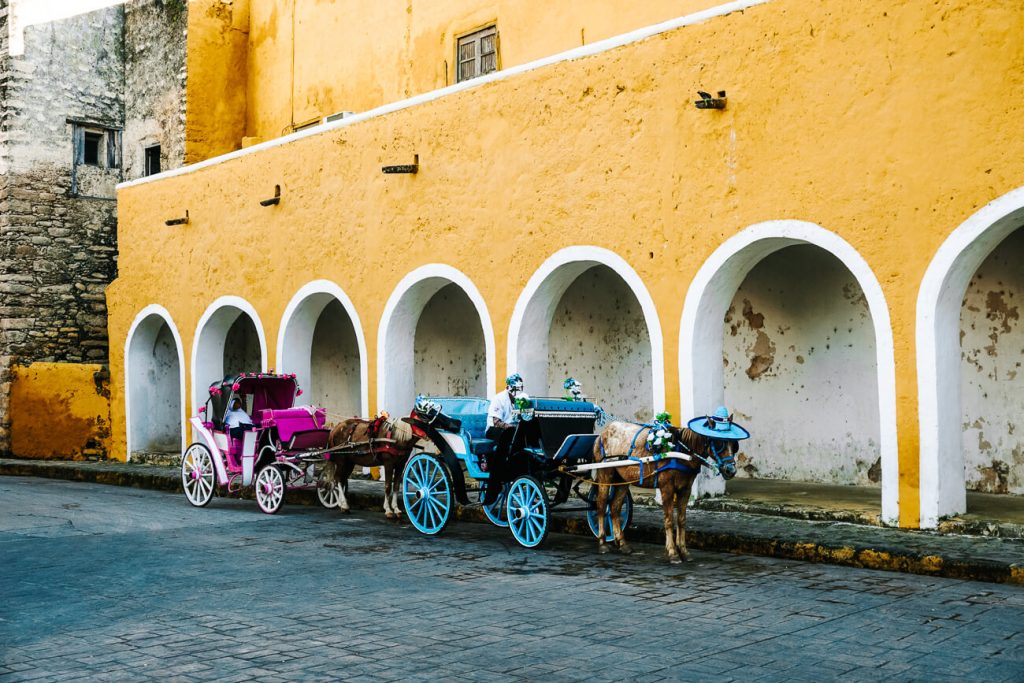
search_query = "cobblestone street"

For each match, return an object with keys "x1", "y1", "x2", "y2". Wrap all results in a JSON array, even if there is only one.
[{"x1": 2, "y1": 477, "x2": 1022, "y2": 682}]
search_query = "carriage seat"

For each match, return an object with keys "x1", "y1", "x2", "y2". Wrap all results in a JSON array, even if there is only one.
[{"x1": 426, "y1": 396, "x2": 496, "y2": 455}]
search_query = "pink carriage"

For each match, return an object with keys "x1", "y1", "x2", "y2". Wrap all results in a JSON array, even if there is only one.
[{"x1": 180, "y1": 372, "x2": 341, "y2": 514}]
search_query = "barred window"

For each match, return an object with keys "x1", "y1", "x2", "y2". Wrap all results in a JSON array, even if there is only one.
[{"x1": 457, "y1": 25, "x2": 497, "y2": 83}]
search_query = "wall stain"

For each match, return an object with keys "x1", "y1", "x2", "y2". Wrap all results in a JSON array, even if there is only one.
[{"x1": 975, "y1": 459, "x2": 1009, "y2": 494}]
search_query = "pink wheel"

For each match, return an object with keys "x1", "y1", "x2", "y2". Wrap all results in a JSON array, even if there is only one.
[{"x1": 255, "y1": 465, "x2": 285, "y2": 514}]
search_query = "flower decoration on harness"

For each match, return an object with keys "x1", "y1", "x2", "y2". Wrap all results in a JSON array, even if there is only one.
[
  {"x1": 645, "y1": 413, "x2": 675, "y2": 459},
  {"x1": 562, "y1": 377, "x2": 583, "y2": 401}
]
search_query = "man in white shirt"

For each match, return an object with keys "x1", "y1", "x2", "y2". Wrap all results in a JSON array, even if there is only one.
[
  {"x1": 483, "y1": 374, "x2": 528, "y2": 504},
  {"x1": 224, "y1": 398, "x2": 253, "y2": 439}
]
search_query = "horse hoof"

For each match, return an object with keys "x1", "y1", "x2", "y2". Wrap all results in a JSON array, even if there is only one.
[
  {"x1": 618, "y1": 544, "x2": 633, "y2": 555},
  {"x1": 669, "y1": 556, "x2": 683, "y2": 565},
  {"x1": 339, "y1": 507, "x2": 351, "y2": 514},
  {"x1": 385, "y1": 512, "x2": 397, "y2": 520},
  {"x1": 598, "y1": 544, "x2": 611, "y2": 555}
]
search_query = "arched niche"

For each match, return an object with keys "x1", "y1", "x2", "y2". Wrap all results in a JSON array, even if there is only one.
[
  {"x1": 191, "y1": 297, "x2": 267, "y2": 415},
  {"x1": 681, "y1": 221, "x2": 897, "y2": 523},
  {"x1": 508, "y1": 246, "x2": 665, "y2": 418},
  {"x1": 124, "y1": 305, "x2": 185, "y2": 460},
  {"x1": 378, "y1": 265, "x2": 495, "y2": 415},
  {"x1": 278, "y1": 281, "x2": 368, "y2": 419}
]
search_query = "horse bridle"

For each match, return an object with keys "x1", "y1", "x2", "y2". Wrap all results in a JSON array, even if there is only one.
[{"x1": 677, "y1": 437, "x2": 735, "y2": 475}]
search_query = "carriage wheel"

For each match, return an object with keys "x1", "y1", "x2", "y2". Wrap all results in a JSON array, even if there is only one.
[
  {"x1": 181, "y1": 443, "x2": 215, "y2": 507},
  {"x1": 506, "y1": 476, "x2": 549, "y2": 549},
  {"x1": 402, "y1": 453, "x2": 453, "y2": 536},
  {"x1": 479, "y1": 481, "x2": 509, "y2": 528},
  {"x1": 316, "y1": 470, "x2": 343, "y2": 509},
  {"x1": 255, "y1": 465, "x2": 285, "y2": 514},
  {"x1": 586, "y1": 485, "x2": 633, "y2": 542}
]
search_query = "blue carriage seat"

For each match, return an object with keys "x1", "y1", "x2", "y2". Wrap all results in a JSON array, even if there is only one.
[{"x1": 427, "y1": 396, "x2": 496, "y2": 455}]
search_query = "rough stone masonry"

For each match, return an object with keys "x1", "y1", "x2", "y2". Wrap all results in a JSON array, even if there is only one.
[{"x1": 0, "y1": 0, "x2": 187, "y2": 456}]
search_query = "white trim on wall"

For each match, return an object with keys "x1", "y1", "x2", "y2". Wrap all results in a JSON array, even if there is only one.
[
  {"x1": 123, "y1": 304, "x2": 186, "y2": 461},
  {"x1": 190, "y1": 296, "x2": 268, "y2": 426},
  {"x1": 276, "y1": 280, "x2": 369, "y2": 418},
  {"x1": 507, "y1": 246, "x2": 667, "y2": 412},
  {"x1": 679, "y1": 220, "x2": 899, "y2": 523},
  {"x1": 377, "y1": 265, "x2": 497, "y2": 415},
  {"x1": 117, "y1": 0, "x2": 771, "y2": 191},
  {"x1": 917, "y1": 187, "x2": 1024, "y2": 528}
]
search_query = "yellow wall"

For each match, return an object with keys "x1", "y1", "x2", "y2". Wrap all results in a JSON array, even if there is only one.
[
  {"x1": 10, "y1": 364, "x2": 112, "y2": 460},
  {"x1": 184, "y1": 0, "x2": 250, "y2": 162},
  {"x1": 244, "y1": 0, "x2": 726, "y2": 142},
  {"x1": 111, "y1": 0, "x2": 1024, "y2": 529}
]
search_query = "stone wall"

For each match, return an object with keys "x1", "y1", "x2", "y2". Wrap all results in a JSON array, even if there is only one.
[
  {"x1": 124, "y1": 0, "x2": 187, "y2": 180},
  {"x1": 0, "y1": 7, "x2": 124, "y2": 455}
]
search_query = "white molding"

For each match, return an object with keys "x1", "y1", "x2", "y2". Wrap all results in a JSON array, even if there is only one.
[
  {"x1": 507, "y1": 245, "x2": 666, "y2": 412},
  {"x1": 118, "y1": 0, "x2": 771, "y2": 190},
  {"x1": 917, "y1": 187, "x2": 1024, "y2": 527},
  {"x1": 276, "y1": 279, "x2": 369, "y2": 418},
  {"x1": 123, "y1": 304, "x2": 186, "y2": 461},
  {"x1": 190, "y1": 296, "x2": 268, "y2": 426},
  {"x1": 377, "y1": 264, "x2": 496, "y2": 414},
  {"x1": 679, "y1": 221, "x2": 899, "y2": 523}
]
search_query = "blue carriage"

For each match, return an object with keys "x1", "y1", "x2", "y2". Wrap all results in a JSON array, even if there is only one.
[{"x1": 400, "y1": 396, "x2": 633, "y2": 548}]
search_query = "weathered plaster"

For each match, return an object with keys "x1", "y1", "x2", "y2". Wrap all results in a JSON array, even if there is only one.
[
  {"x1": 10, "y1": 363, "x2": 111, "y2": 459},
  {"x1": 414, "y1": 283, "x2": 487, "y2": 399},
  {"x1": 960, "y1": 228, "x2": 1024, "y2": 495},
  {"x1": 546, "y1": 265, "x2": 653, "y2": 420},
  {"x1": 378, "y1": 265, "x2": 495, "y2": 416},
  {"x1": 722, "y1": 244, "x2": 881, "y2": 486},
  {"x1": 919, "y1": 187, "x2": 1024, "y2": 527}
]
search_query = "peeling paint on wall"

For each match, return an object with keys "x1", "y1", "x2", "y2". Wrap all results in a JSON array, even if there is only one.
[
  {"x1": 960, "y1": 227, "x2": 1024, "y2": 494},
  {"x1": 723, "y1": 245, "x2": 881, "y2": 486},
  {"x1": 546, "y1": 266, "x2": 652, "y2": 421},
  {"x1": 413, "y1": 283, "x2": 485, "y2": 398}
]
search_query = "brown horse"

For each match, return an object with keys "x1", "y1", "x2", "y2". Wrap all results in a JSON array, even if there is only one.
[
  {"x1": 322, "y1": 416, "x2": 422, "y2": 519},
  {"x1": 592, "y1": 420, "x2": 738, "y2": 563}
]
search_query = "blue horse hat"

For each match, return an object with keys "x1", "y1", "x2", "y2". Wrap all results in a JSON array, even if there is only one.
[{"x1": 687, "y1": 406, "x2": 750, "y2": 440}]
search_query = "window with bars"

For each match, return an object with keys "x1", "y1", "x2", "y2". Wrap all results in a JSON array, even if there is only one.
[{"x1": 457, "y1": 25, "x2": 497, "y2": 83}]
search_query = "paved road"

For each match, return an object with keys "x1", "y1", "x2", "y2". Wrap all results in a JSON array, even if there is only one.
[{"x1": 1, "y1": 477, "x2": 1022, "y2": 682}]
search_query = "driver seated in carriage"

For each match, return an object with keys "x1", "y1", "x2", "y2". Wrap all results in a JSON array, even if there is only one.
[
  {"x1": 483, "y1": 373, "x2": 529, "y2": 504},
  {"x1": 224, "y1": 398, "x2": 253, "y2": 440}
]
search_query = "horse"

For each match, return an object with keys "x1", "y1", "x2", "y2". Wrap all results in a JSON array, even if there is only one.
[
  {"x1": 591, "y1": 417, "x2": 740, "y2": 563},
  {"x1": 322, "y1": 415, "x2": 422, "y2": 519}
]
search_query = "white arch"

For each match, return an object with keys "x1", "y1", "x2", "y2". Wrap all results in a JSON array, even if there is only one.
[
  {"x1": 507, "y1": 246, "x2": 666, "y2": 411},
  {"x1": 276, "y1": 280, "x2": 369, "y2": 418},
  {"x1": 679, "y1": 220, "x2": 898, "y2": 523},
  {"x1": 190, "y1": 296, "x2": 268, "y2": 418},
  {"x1": 917, "y1": 187, "x2": 1024, "y2": 528},
  {"x1": 124, "y1": 304, "x2": 186, "y2": 461},
  {"x1": 377, "y1": 265, "x2": 497, "y2": 415}
]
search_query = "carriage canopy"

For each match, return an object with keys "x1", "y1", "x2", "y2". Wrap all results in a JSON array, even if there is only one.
[{"x1": 205, "y1": 373, "x2": 300, "y2": 425}]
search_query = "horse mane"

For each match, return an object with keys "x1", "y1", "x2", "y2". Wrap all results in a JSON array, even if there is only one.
[
  {"x1": 678, "y1": 426, "x2": 708, "y2": 454},
  {"x1": 385, "y1": 417, "x2": 416, "y2": 446}
]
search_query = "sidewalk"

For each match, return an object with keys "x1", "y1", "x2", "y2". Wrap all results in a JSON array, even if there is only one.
[{"x1": 2, "y1": 457, "x2": 1022, "y2": 585}]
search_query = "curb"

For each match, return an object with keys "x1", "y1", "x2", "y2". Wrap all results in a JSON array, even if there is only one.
[{"x1": 2, "y1": 458, "x2": 1022, "y2": 585}]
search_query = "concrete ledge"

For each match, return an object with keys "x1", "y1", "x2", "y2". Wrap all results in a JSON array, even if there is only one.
[{"x1": 2, "y1": 458, "x2": 1022, "y2": 585}]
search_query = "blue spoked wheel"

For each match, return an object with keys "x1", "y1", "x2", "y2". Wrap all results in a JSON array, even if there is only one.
[
  {"x1": 402, "y1": 452, "x2": 454, "y2": 536},
  {"x1": 506, "y1": 476, "x2": 549, "y2": 548},
  {"x1": 479, "y1": 481, "x2": 509, "y2": 527},
  {"x1": 586, "y1": 485, "x2": 634, "y2": 542}
]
